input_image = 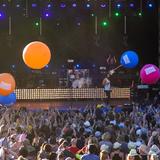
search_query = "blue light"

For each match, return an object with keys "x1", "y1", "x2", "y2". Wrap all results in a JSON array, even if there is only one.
[
  {"x1": 86, "y1": 3, "x2": 91, "y2": 8},
  {"x1": 76, "y1": 64, "x2": 80, "y2": 68},
  {"x1": 129, "y1": 3, "x2": 134, "y2": 8},
  {"x1": 60, "y1": 3, "x2": 66, "y2": 8},
  {"x1": 0, "y1": 12, "x2": 4, "y2": 18},
  {"x1": 116, "y1": 3, "x2": 121, "y2": 8},
  {"x1": 45, "y1": 13, "x2": 49, "y2": 17},
  {"x1": 48, "y1": 4, "x2": 52, "y2": 8},
  {"x1": 148, "y1": 3, "x2": 153, "y2": 8},
  {"x1": 45, "y1": 65, "x2": 49, "y2": 68},
  {"x1": 32, "y1": 3, "x2": 37, "y2": 7}
]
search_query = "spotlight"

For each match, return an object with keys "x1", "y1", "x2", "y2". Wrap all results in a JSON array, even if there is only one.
[
  {"x1": 92, "y1": 64, "x2": 96, "y2": 68},
  {"x1": 86, "y1": 3, "x2": 91, "y2": 8},
  {"x1": 76, "y1": 64, "x2": 80, "y2": 68},
  {"x1": 72, "y1": 3, "x2": 77, "y2": 8},
  {"x1": 138, "y1": 12, "x2": 142, "y2": 16},
  {"x1": 100, "y1": 4, "x2": 107, "y2": 8},
  {"x1": 101, "y1": 20, "x2": 109, "y2": 28},
  {"x1": 45, "y1": 13, "x2": 49, "y2": 17},
  {"x1": 35, "y1": 22, "x2": 39, "y2": 26},
  {"x1": 16, "y1": 4, "x2": 20, "y2": 8},
  {"x1": 32, "y1": 3, "x2": 37, "y2": 7},
  {"x1": 116, "y1": 3, "x2": 121, "y2": 9},
  {"x1": 77, "y1": 22, "x2": 81, "y2": 26},
  {"x1": 47, "y1": 4, "x2": 52, "y2": 8},
  {"x1": 2, "y1": 4, "x2": 6, "y2": 7},
  {"x1": 0, "y1": 12, "x2": 4, "y2": 18},
  {"x1": 60, "y1": 3, "x2": 66, "y2": 8},
  {"x1": 91, "y1": 13, "x2": 95, "y2": 17},
  {"x1": 148, "y1": 3, "x2": 153, "y2": 8},
  {"x1": 114, "y1": 12, "x2": 120, "y2": 17},
  {"x1": 12, "y1": 65, "x2": 15, "y2": 69},
  {"x1": 129, "y1": 3, "x2": 134, "y2": 8}
]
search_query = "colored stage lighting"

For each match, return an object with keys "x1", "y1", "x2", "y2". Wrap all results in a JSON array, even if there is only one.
[
  {"x1": 35, "y1": 22, "x2": 39, "y2": 26},
  {"x1": 100, "y1": 4, "x2": 107, "y2": 8},
  {"x1": 16, "y1": 4, "x2": 20, "y2": 8},
  {"x1": 32, "y1": 3, "x2": 37, "y2": 7},
  {"x1": 76, "y1": 64, "x2": 80, "y2": 68},
  {"x1": 72, "y1": 3, "x2": 77, "y2": 8},
  {"x1": 0, "y1": 12, "x2": 4, "y2": 18},
  {"x1": 86, "y1": 3, "x2": 91, "y2": 8},
  {"x1": 60, "y1": 3, "x2": 66, "y2": 8},
  {"x1": 101, "y1": 20, "x2": 109, "y2": 28},
  {"x1": 45, "y1": 13, "x2": 49, "y2": 17},
  {"x1": 148, "y1": 3, "x2": 153, "y2": 8},
  {"x1": 114, "y1": 12, "x2": 120, "y2": 17},
  {"x1": 47, "y1": 4, "x2": 52, "y2": 8},
  {"x1": 116, "y1": 3, "x2": 122, "y2": 9},
  {"x1": 129, "y1": 3, "x2": 134, "y2": 8},
  {"x1": 2, "y1": 4, "x2": 6, "y2": 7},
  {"x1": 138, "y1": 12, "x2": 142, "y2": 16}
]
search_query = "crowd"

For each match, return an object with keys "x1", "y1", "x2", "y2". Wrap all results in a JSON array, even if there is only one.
[{"x1": 0, "y1": 101, "x2": 159, "y2": 160}]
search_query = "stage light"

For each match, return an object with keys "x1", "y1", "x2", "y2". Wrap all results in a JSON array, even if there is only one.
[
  {"x1": 32, "y1": 3, "x2": 37, "y2": 7},
  {"x1": 45, "y1": 13, "x2": 49, "y2": 17},
  {"x1": 92, "y1": 64, "x2": 96, "y2": 68},
  {"x1": 148, "y1": 3, "x2": 153, "y2": 8},
  {"x1": 116, "y1": 3, "x2": 122, "y2": 9},
  {"x1": 47, "y1": 4, "x2": 52, "y2": 8},
  {"x1": 138, "y1": 12, "x2": 142, "y2": 16},
  {"x1": 0, "y1": 12, "x2": 4, "y2": 19},
  {"x1": 60, "y1": 3, "x2": 66, "y2": 8},
  {"x1": 101, "y1": 20, "x2": 109, "y2": 28},
  {"x1": 86, "y1": 3, "x2": 91, "y2": 8},
  {"x1": 2, "y1": 4, "x2": 6, "y2": 7},
  {"x1": 91, "y1": 13, "x2": 95, "y2": 17},
  {"x1": 12, "y1": 65, "x2": 15, "y2": 69},
  {"x1": 77, "y1": 22, "x2": 81, "y2": 26},
  {"x1": 35, "y1": 22, "x2": 39, "y2": 26},
  {"x1": 129, "y1": 3, "x2": 134, "y2": 8},
  {"x1": 72, "y1": 3, "x2": 77, "y2": 8},
  {"x1": 114, "y1": 12, "x2": 120, "y2": 17},
  {"x1": 100, "y1": 4, "x2": 107, "y2": 8},
  {"x1": 16, "y1": 4, "x2": 20, "y2": 8},
  {"x1": 76, "y1": 64, "x2": 80, "y2": 68}
]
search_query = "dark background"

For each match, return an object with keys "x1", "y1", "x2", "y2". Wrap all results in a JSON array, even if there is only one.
[{"x1": 0, "y1": 0, "x2": 159, "y2": 88}]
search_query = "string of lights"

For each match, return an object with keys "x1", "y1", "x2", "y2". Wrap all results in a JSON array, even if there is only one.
[{"x1": 0, "y1": 0, "x2": 156, "y2": 19}]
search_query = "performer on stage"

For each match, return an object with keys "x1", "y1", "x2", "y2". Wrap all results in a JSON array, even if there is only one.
[{"x1": 102, "y1": 74, "x2": 111, "y2": 103}]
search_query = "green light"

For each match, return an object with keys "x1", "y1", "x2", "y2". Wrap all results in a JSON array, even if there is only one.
[
  {"x1": 101, "y1": 20, "x2": 109, "y2": 28},
  {"x1": 114, "y1": 12, "x2": 120, "y2": 17},
  {"x1": 35, "y1": 22, "x2": 39, "y2": 26},
  {"x1": 138, "y1": 12, "x2": 142, "y2": 16}
]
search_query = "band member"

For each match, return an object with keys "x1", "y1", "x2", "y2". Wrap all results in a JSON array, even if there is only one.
[{"x1": 102, "y1": 74, "x2": 111, "y2": 103}]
